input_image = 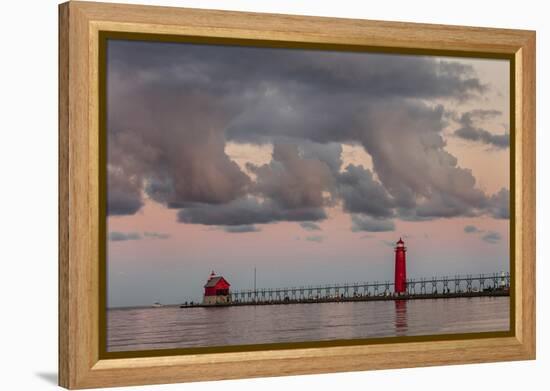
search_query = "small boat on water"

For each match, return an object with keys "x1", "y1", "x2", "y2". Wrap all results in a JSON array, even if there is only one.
[{"x1": 152, "y1": 302, "x2": 163, "y2": 308}]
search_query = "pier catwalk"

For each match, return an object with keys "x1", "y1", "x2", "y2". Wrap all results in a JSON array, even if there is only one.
[{"x1": 180, "y1": 272, "x2": 510, "y2": 308}]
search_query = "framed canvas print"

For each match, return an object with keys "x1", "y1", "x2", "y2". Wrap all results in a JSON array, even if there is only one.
[{"x1": 58, "y1": 1, "x2": 536, "y2": 389}]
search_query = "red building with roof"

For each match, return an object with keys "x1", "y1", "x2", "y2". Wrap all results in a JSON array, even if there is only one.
[{"x1": 203, "y1": 271, "x2": 231, "y2": 305}]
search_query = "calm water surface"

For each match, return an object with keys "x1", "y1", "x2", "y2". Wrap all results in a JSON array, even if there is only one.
[{"x1": 107, "y1": 296, "x2": 509, "y2": 352}]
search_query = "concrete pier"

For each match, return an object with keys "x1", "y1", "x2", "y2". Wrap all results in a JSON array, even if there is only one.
[{"x1": 180, "y1": 288, "x2": 509, "y2": 308}]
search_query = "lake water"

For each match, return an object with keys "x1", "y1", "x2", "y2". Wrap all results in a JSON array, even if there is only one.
[{"x1": 107, "y1": 296, "x2": 509, "y2": 352}]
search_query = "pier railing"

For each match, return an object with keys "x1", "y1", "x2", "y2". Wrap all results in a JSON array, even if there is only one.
[{"x1": 229, "y1": 272, "x2": 510, "y2": 304}]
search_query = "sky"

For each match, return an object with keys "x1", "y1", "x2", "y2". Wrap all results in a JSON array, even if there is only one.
[{"x1": 106, "y1": 40, "x2": 510, "y2": 308}]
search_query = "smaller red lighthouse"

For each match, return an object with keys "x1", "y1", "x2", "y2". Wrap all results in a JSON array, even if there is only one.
[
  {"x1": 203, "y1": 271, "x2": 231, "y2": 305},
  {"x1": 394, "y1": 238, "x2": 407, "y2": 295}
]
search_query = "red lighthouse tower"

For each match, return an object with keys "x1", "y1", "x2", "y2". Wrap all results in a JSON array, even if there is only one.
[{"x1": 394, "y1": 238, "x2": 407, "y2": 294}]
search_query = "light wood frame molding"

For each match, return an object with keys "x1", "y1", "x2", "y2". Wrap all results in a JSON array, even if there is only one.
[{"x1": 59, "y1": 1, "x2": 536, "y2": 389}]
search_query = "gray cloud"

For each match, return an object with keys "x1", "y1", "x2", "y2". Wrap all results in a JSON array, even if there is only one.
[
  {"x1": 107, "y1": 168, "x2": 143, "y2": 216},
  {"x1": 454, "y1": 110, "x2": 509, "y2": 148},
  {"x1": 299, "y1": 141, "x2": 343, "y2": 174},
  {"x1": 300, "y1": 222, "x2": 322, "y2": 231},
  {"x1": 455, "y1": 127, "x2": 509, "y2": 148},
  {"x1": 351, "y1": 214, "x2": 395, "y2": 232},
  {"x1": 109, "y1": 231, "x2": 171, "y2": 241},
  {"x1": 413, "y1": 192, "x2": 480, "y2": 219},
  {"x1": 107, "y1": 45, "x2": 251, "y2": 214},
  {"x1": 488, "y1": 188, "x2": 510, "y2": 219},
  {"x1": 246, "y1": 143, "x2": 335, "y2": 209},
  {"x1": 482, "y1": 231, "x2": 502, "y2": 244},
  {"x1": 107, "y1": 40, "x2": 507, "y2": 227},
  {"x1": 177, "y1": 196, "x2": 326, "y2": 226},
  {"x1": 108, "y1": 93, "x2": 251, "y2": 209},
  {"x1": 108, "y1": 231, "x2": 141, "y2": 241},
  {"x1": 143, "y1": 232, "x2": 171, "y2": 239},
  {"x1": 464, "y1": 225, "x2": 483, "y2": 233},
  {"x1": 338, "y1": 164, "x2": 394, "y2": 218},
  {"x1": 222, "y1": 225, "x2": 261, "y2": 233},
  {"x1": 381, "y1": 240, "x2": 396, "y2": 248},
  {"x1": 358, "y1": 101, "x2": 493, "y2": 220}
]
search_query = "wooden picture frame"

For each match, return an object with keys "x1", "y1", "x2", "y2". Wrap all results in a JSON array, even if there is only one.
[{"x1": 59, "y1": 1, "x2": 536, "y2": 389}]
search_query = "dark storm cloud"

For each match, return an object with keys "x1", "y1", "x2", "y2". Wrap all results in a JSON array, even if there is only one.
[
  {"x1": 107, "y1": 42, "x2": 252, "y2": 214},
  {"x1": 414, "y1": 192, "x2": 479, "y2": 219},
  {"x1": 455, "y1": 127, "x2": 509, "y2": 148},
  {"x1": 222, "y1": 225, "x2": 261, "y2": 233},
  {"x1": 338, "y1": 164, "x2": 394, "y2": 218},
  {"x1": 482, "y1": 231, "x2": 502, "y2": 244},
  {"x1": 108, "y1": 41, "x2": 485, "y2": 103},
  {"x1": 454, "y1": 110, "x2": 509, "y2": 148},
  {"x1": 246, "y1": 143, "x2": 335, "y2": 209},
  {"x1": 108, "y1": 232, "x2": 141, "y2": 241},
  {"x1": 488, "y1": 188, "x2": 510, "y2": 219},
  {"x1": 177, "y1": 196, "x2": 326, "y2": 226},
  {"x1": 175, "y1": 142, "x2": 334, "y2": 226},
  {"x1": 107, "y1": 40, "x2": 508, "y2": 226},
  {"x1": 107, "y1": 169, "x2": 143, "y2": 216},
  {"x1": 299, "y1": 141, "x2": 343, "y2": 174},
  {"x1": 300, "y1": 222, "x2": 321, "y2": 231},
  {"x1": 107, "y1": 91, "x2": 251, "y2": 208},
  {"x1": 358, "y1": 101, "x2": 493, "y2": 219},
  {"x1": 351, "y1": 215, "x2": 395, "y2": 232}
]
